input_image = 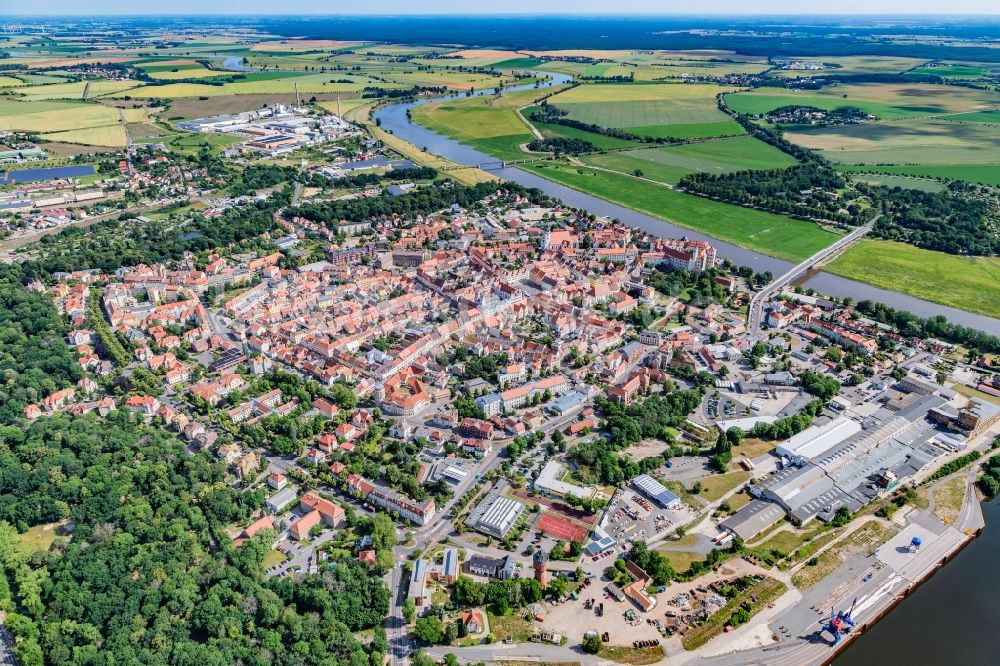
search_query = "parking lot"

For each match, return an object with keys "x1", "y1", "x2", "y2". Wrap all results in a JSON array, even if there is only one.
[{"x1": 595, "y1": 489, "x2": 698, "y2": 557}]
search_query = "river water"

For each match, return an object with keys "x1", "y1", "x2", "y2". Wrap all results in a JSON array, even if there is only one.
[
  {"x1": 372, "y1": 73, "x2": 1000, "y2": 335},
  {"x1": 836, "y1": 499, "x2": 1000, "y2": 666}
]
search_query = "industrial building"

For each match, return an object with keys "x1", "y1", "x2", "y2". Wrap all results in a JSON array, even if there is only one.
[
  {"x1": 775, "y1": 416, "x2": 862, "y2": 464},
  {"x1": 719, "y1": 499, "x2": 787, "y2": 541},
  {"x1": 738, "y1": 392, "x2": 955, "y2": 529},
  {"x1": 631, "y1": 474, "x2": 682, "y2": 509},
  {"x1": 474, "y1": 495, "x2": 527, "y2": 538}
]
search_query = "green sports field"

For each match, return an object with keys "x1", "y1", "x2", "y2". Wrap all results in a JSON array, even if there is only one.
[
  {"x1": 826, "y1": 240, "x2": 1000, "y2": 318},
  {"x1": 520, "y1": 161, "x2": 839, "y2": 262}
]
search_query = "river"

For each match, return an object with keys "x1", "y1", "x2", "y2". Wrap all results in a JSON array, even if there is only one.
[
  {"x1": 372, "y1": 73, "x2": 1000, "y2": 335},
  {"x1": 836, "y1": 498, "x2": 1000, "y2": 666}
]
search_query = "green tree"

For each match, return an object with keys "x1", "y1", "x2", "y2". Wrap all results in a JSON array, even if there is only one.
[
  {"x1": 582, "y1": 633, "x2": 603, "y2": 654},
  {"x1": 413, "y1": 615, "x2": 444, "y2": 644}
]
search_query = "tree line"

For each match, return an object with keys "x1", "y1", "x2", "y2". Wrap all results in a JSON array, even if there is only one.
[
  {"x1": 286, "y1": 181, "x2": 552, "y2": 229},
  {"x1": 853, "y1": 299, "x2": 1000, "y2": 353}
]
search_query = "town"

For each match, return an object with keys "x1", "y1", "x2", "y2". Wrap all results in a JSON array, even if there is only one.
[{"x1": 1, "y1": 17, "x2": 1000, "y2": 666}]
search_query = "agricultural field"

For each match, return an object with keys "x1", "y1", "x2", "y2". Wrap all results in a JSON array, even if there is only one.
[
  {"x1": 11, "y1": 79, "x2": 142, "y2": 101},
  {"x1": 533, "y1": 120, "x2": 639, "y2": 150},
  {"x1": 544, "y1": 83, "x2": 742, "y2": 138},
  {"x1": 411, "y1": 86, "x2": 566, "y2": 161},
  {"x1": 725, "y1": 82, "x2": 1000, "y2": 120},
  {"x1": 39, "y1": 125, "x2": 128, "y2": 148},
  {"x1": 769, "y1": 55, "x2": 928, "y2": 77},
  {"x1": 249, "y1": 39, "x2": 363, "y2": 53},
  {"x1": 837, "y1": 163, "x2": 1000, "y2": 187},
  {"x1": 826, "y1": 240, "x2": 1000, "y2": 318},
  {"x1": 139, "y1": 60, "x2": 224, "y2": 80},
  {"x1": 412, "y1": 48, "x2": 523, "y2": 68},
  {"x1": 846, "y1": 173, "x2": 946, "y2": 192},
  {"x1": 784, "y1": 117, "x2": 1000, "y2": 165},
  {"x1": 579, "y1": 135, "x2": 797, "y2": 184},
  {"x1": 113, "y1": 72, "x2": 378, "y2": 99},
  {"x1": 520, "y1": 161, "x2": 839, "y2": 261},
  {"x1": 909, "y1": 63, "x2": 995, "y2": 79},
  {"x1": 0, "y1": 99, "x2": 121, "y2": 133}
]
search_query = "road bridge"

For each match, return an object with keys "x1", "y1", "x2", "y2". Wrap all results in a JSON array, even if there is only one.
[{"x1": 747, "y1": 218, "x2": 877, "y2": 338}]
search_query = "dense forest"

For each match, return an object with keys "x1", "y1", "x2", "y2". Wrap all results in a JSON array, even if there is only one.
[
  {"x1": 526, "y1": 136, "x2": 596, "y2": 155},
  {"x1": 679, "y1": 164, "x2": 858, "y2": 225},
  {"x1": 0, "y1": 412, "x2": 389, "y2": 666},
  {"x1": 0, "y1": 265, "x2": 81, "y2": 424},
  {"x1": 862, "y1": 182, "x2": 1000, "y2": 256}
]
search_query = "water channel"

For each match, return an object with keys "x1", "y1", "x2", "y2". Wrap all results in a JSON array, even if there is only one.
[{"x1": 372, "y1": 72, "x2": 1000, "y2": 335}]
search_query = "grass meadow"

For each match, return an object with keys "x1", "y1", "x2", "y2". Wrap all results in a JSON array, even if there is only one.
[
  {"x1": 521, "y1": 161, "x2": 839, "y2": 261},
  {"x1": 826, "y1": 240, "x2": 1000, "y2": 318}
]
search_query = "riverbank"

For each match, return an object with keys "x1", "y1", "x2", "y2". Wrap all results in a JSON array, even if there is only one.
[{"x1": 374, "y1": 72, "x2": 1000, "y2": 334}]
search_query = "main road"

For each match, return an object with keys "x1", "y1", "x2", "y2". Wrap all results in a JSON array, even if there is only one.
[{"x1": 747, "y1": 219, "x2": 876, "y2": 338}]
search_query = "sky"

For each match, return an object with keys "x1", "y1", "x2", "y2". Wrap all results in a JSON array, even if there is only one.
[{"x1": 16, "y1": 2, "x2": 1000, "y2": 16}]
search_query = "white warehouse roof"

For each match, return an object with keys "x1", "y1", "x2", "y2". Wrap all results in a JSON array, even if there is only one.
[{"x1": 775, "y1": 416, "x2": 862, "y2": 462}]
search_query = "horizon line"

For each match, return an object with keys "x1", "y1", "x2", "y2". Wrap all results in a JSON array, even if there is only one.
[{"x1": 5, "y1": 12, "x2": 1000, "y2": 18}]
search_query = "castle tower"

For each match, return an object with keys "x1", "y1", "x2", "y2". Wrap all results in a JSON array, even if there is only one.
[{"x1": 533, "y1": 549, "x2": 549, "y2": 589}]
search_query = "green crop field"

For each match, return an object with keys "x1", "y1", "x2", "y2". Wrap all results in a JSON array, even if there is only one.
[
  {"x1": 533, "y1": 120, "x2": 639, "y2": 149},
  {"x1": 846, "y1": 173, "x2": 946, "y2": 192},
  {"x1": 540, "y1": 83, "x2": 742, "y2": 138},
  {"x1": 785, "y1": 117, "x2": 1000, "y2": 165},
  {"x1": 910, "y1": 64, "x2": 990, "y2": 79},
  {"x1": 837, "y1": 163, "x2": 1000, "y2": 186},
  {"x1": 726, "y1": 83, "x2": 1000, "y2": 120},
  {"x1": 769, "y1": 56, "x2": 927, "y2": 77},
  {"x1": 827, "y1": 240, "x2": 1000, "y2": 318},
  {"x1": 411, "y1": 87, "x2": 566, "y2": 161},
  {"x1": 113, "y1": 71, "x2": 388, "y2": 98},
  {"x1": 12, "y1": 79, "x2": 142, "y2": 100},
  {"x1": 141, "y1": 62, "x2": 223, "y2": 80},
  {"x1": 945, "y1": 110, "x2": 1000, "y2": 124},
  {"x1": 580, "y1": 135, "x2": 797, "y2": 184},
  {"x1": 521, "y1": 161, "x2": 838, "y2": 261}
]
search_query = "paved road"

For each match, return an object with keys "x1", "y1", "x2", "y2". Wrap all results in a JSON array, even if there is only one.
[
  {"x1": 426, "y1": 642, "x2": 611, "y2": 665},
  {"x1": 0, "y1": 619, "x2": 16, "y2": 666},
  {"x1": 747, "y1": 219, "x2": 876, "y2": 338}
]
